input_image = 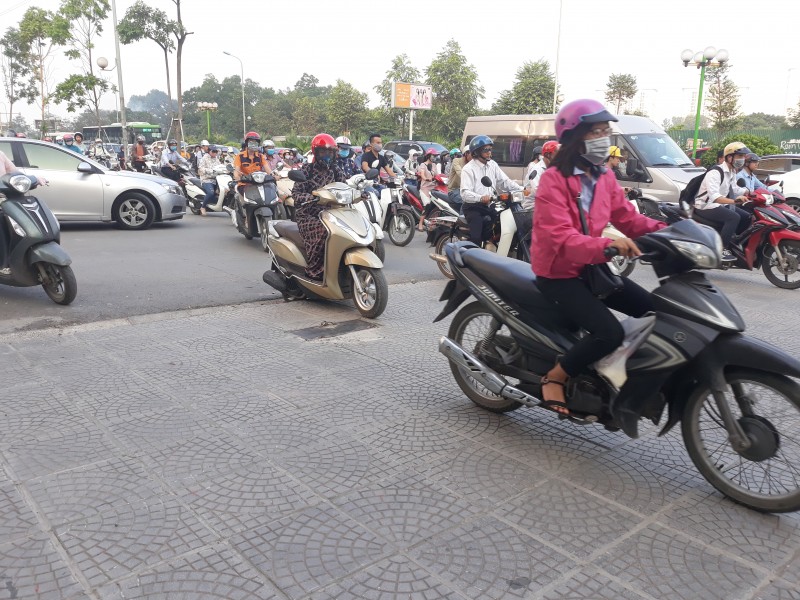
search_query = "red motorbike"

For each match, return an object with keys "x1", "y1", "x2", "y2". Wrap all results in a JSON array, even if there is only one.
[{"x1": 402, "y1": 174, "x2": 449, "y2": 219}]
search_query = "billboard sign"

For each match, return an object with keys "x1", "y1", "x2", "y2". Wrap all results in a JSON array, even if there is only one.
[{"x1": 391, "y1": 82, "x2": 432, "y2": 110}]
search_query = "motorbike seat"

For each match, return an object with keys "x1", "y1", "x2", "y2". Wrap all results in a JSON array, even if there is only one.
[
  {"x1": 457, "y1": 215, "x2": 469, "y2": 228},
  {"x1": 273, "y1": 220, "x2": 307, "y2": 257},
  {"x1": 406, "y1": 185, "x2": 420, "y2": 198},
  {"x1": 431, "y1": 190, "x2": 449, "y2": 202},
  {"x1": 188, "y1": 177, "x2": 202, "y2": 187},
  {"x1": 691, "y1": 211, "x2": 718, "y2": 228}
]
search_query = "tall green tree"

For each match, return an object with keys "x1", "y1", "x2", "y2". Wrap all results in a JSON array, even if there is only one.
[
  {"x1": 183, "y1": 74, "x2": 267, "y2": 141},
  {"x1": 325, "y1": 80, "x2": 367, "y2": 137},
  {"x1": 705, "y1": 63, "x2": 741, "y2": 132},
  {"x1": 291, "y1": 96, "x2": 324, "y2": 136},
  {"x1": 52, "y1": 0, "x2": 112, "y2": 128},
  {"x1": 18, "y1": 7, "x2": 69, "y2": 136},
  {"x1": 419, "y1": 39, "x2": 484, "y2": 142},
  {"x1": 790, "y1": 98, "x2": 800, "y2": 129},
  {"x1": 374, "y1": 53, "x2": 421, "y2": 136},
  {"x1": 118, "y1": 1, "x2": 177, "y2": 110},
  {"x1": 491, "y1": 59, "x2": 556, "y2": 114},
  {"x1": 0, "y1": 27, "x2": 38, "y2": 130},
  {"x1": 128, "y1": 89, "x2": 175, "y2": 129},
  {"x1": 740, "y1": 112, "x2": 788, "y2": 129},
  {"x1": 605, "y1": 73, "x2": 638, "y2": 113}
]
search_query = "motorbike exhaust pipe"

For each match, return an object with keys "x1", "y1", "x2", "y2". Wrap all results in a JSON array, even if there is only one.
[
  {"x1": 429, "y1": 253, "x2": 448, "y2": 264},
  {"x1": 438, "y1": 337, "x2": 540, "y2": 408}
]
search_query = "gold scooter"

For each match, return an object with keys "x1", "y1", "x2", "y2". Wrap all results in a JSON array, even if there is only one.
[{"x1": 262, "y1": 169, "x2": 388, "y2": 318}]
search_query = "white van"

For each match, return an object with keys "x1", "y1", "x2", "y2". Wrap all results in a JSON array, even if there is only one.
[{"x1": 462, "y1": 114, "x2": 704, "y2": 203}]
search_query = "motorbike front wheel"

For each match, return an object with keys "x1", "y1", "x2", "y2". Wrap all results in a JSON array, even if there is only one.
[
  {"x1": 608, "y1": 255, "x2": 636, "y2": 278},
  {"x1": 39, "y1": 263, "x2": 77, "y2": 305},
  {"x1": 762, "y1": 241, "x2": 800, "y2": 289},
  {"x1": 387, "y1": 210, "x2": 415, "y2": 246},
  {"x1": 259, "y1": 217, "x2": 270, "y2": 252},
  {"x1": 373, "y1": 239, "x2": 386, "y2": 262},
  {"x1": 681, "y1": 368, "x2": 800, "y2": 513},
  {"x1": 237, "y1": 208, "x2": 253, "y2": 240},
  {"x1": 351, "y1": 267, "x2": 388, "y2": 318}
]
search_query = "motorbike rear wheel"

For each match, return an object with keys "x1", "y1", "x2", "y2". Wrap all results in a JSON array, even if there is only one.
[
  {"x1": 351, "y1": 266, "x2": 388, "y2": 318},
  {"x1": 387, "y1": 210, "x2": 415, "y2": 246},
  {"x1": 762, "y1": 241, "x2": 800, "y2": 289},
  {"x1": 39, "y1": 263, "x2": 77, "y2": 305},
  {"x1": 448, "y1": 302, "x2": 521, "y2": 413},
  {"x1": 435, "y1": 231, "x2": 460, "y2": 279},
  {"x1": 681, "y1": 368, "x2": 800, "y2": 513}
]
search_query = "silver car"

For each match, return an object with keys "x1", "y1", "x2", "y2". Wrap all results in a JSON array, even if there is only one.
[{"x1": 0, "y1": 137, "x2": 186, "y2": 230}]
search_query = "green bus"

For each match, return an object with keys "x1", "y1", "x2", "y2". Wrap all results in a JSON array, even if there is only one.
[{"x1": 82, "y1": 122, "x2": 163, "y2": 145}]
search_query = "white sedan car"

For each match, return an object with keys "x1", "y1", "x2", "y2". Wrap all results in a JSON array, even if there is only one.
[{"x1": 1, "y1": 137, "x2": 186, "y2": 230}]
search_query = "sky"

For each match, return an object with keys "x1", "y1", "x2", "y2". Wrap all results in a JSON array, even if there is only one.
[{"x1": 4, "y1": 0, "x2": 800, "y2": 129}]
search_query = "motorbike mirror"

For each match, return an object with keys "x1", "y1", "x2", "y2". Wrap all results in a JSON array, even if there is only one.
[
  {"x1": 736, "y1": 177, "x2": 746, "y2": 187},
  {"x1": 371, "y1": 160, "x2": 379, "y2": 169},
  {"x1": 287, "y1": 170, "x2": 307, "y2": 183},
  {"x1": 77, "y1": 162, "x2": 94, "y2": 174},
  {"x1": 480, "y1": 176, "x2": 493, "y2": 187},
  {"x1": 528, "y1": 171, "x2": 537, "y2": 180},
  {"x1": 275, "y1": 161, "x2": 284, "y2": 171},
  {"x1": 625, "y1": 158, "x2": 641, "y2": 178},
  {"x1": 365, "y1": 168, "x2": 379, "y2": 180}
]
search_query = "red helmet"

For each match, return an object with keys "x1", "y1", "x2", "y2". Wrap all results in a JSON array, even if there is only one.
[
  {"x1": 424, "y1": 148, "x2": 439, "y2": 157},
  {"x1": 542, "y1": 140, "x2": 559, "y2": 155},
  {"x1": 311, "y1": 133, "x2": 337, "y2": 151},
  {"x1": 244, "y1": 131, "x2": 261, "y2": 142}
]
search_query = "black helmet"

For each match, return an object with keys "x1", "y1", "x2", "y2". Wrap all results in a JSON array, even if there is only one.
[
  {"x1": 168, "y1": 138, "x2": 178, "y2": 146},
  {"x1": 469, "y1": 135, "x2": 493, "y2": 156}
]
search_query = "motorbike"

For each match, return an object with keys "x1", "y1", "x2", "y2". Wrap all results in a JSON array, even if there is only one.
[
  {"x1": 376, "y1": 177, "x2": 417, "y2": 247},
  {"x1": 261, "y1": 169, "x2": 388, "y2": 318},
  {"x1": 228, "y1": 171, "x2": 285, "y2": 251},
  {"x1": 659, "y1": 182, "x2": 800, "y2": 289},
  {"x1": 0, "y1": 173, "x2": 77, "y2": 305},
  {"x1": 436, "y1": 219, "x2": 800, "y2": 513},
  {"x1": 187, "y1": 163, "x2": 236, "y2": 216},
  {"x1": 349, "y1": 174, "x2": 387, "y2": 262},
  {"x1": 273, "y1": 163, "x2": 296, "y2": 221}
]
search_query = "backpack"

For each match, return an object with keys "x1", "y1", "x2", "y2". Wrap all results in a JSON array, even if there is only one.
[{"x1": 679, "y1": 165, "x2": 723, "y2": 206}]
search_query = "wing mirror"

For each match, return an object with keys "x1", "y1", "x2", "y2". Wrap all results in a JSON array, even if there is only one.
[
  {"x1": 371, "y1": 160, "x2": 379, "y2": 169},
  {"x1": 480, "y1": 176, "x2": 493, "y2": 187},
  {"x1": 736, "y1": 177, "x2": 746, "y2": 187},
  {"x1": 288, "y1": 170, "x2": 307, "y2": 183},
  {"x1": 77, "y1": 162, "x2": 94, "y2": 174}
]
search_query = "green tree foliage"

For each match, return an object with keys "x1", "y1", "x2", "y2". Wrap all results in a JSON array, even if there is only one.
[
  {"x1": 374, "y1": 53, "x2": 421, "y2": 135},
  {"x1": 325, "y1": 80, "x2": 367, "y2": 137},
  {"x1": 705, "y1": 63, "x2": 741, "y2": 132},
  {"x1": 118, "y1": 1, "x2": 177, "y2": 107},
  {"x1": 70, "y1": 108, "x2": 157, "y2": 132},
  {"x1": 739, "y1": 113, "x2": 788, "y2": 129},
  {"x1": 52, "y1": 0, "x2": 112, "y2": 127},
  {"x1": 605, "y1": 73, "x2": 638, "y2": 113},
  {"x1": 128, "y1": 89, "x2": 175, "y2": 129},
  {"x1": 0, "y1": 27, "x2": 37, "y2": 129},
  {"x1": 491, "y1": 59, "x2": 556, "y2": 115},
  {"x1": 790, "y1": 98, "x2": 800, "y2": 129},
  {"x1": 419, "y1": 39, "x2": 484, "y2": 142},
  {"x1": 701, "y1": 134, "x2": 781, "y2": 168}
]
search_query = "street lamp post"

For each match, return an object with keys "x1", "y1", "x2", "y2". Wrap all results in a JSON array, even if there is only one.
[
  {"x1": 681, "y1": 46, "x2": 729, "y2": 160},
  {"x1": 223, "y1": 51, "x2": 246, "y2": 139},
  {"x1": 98, "y1": 0, "x2": 128, "y2": 168},
  {"x1": 197, "y1": 102, "x2": 218, "y2": 139}
]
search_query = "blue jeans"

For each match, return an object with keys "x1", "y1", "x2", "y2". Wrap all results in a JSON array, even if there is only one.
[{"x1": 201, "y1": 182, "x2": 216, "y2": 208}]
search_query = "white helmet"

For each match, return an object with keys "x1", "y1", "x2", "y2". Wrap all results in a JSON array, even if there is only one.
[
  {"x1": 200, "y1": 139, "x2": 209, "y2": 146},
  {"x1": 263, "y1": 139, "x2": 276, "y2": 148},
  {"x1": 335, "y1": 135, "x2": 351, "y2": 146},
  {"x1": 95, "y1": 138, "x2": 103, "y2": 143}
]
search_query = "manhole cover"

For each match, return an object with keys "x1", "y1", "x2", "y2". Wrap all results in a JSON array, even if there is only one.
[{"x1": 292, "y1": 319, "x2": 378, "y2": 340}]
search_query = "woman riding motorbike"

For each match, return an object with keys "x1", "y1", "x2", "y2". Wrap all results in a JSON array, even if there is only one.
[{"x1": 531, "y1": 99, "x2": 666, "y2": 416}]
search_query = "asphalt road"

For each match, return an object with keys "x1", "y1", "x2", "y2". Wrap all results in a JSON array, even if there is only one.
[{"x1": 0, "y1": 212, "x2": 443, "y2": 334}]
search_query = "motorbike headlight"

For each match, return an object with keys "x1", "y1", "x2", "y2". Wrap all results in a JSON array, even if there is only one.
[
  {"x1": 763, "y1": 194, "x2": 773, "y2": 205},
  {"x1": 252, "y1": 172, "x2": 267, "y2": 184},
  {"x1": 7, "y1": 216, "x2": 26, "y2": 237},
  {"x1": 161, "y1": 183, "x2": 181, "y2": 195},
  {"x1": 9, "y1": 175, "x2": 32, "y2": 193},
  {"x1": 672, "y1": 240, "x2": 720, "y2": 269}
]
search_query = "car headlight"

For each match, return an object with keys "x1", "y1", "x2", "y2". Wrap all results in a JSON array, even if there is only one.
[
  {"x1": 7, "y1": 216, "x2": 26, "y2": 237},
  {"x1": 161, "y1": 183, "x2": 181, "y2": 195},
  {"x1": 9, "y1": 175, "x2": 32, "y2": 193},
  {"x1": 672, "y1": 240, "x2": 720, "y2": 269}
]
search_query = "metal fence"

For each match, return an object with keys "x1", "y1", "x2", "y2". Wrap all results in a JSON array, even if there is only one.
[{"x1": 667, "y1": 129, "x2": 800, "y2": 153}]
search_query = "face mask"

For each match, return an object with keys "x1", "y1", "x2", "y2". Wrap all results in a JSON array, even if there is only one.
[
  {"x1": 246, "y1": 141, "x2": 259, "y2": 151},
  {"x1": 733, "y1": 158, "x2": 745, "y2": 169},
  {"x1": 582, "y1": 136, "x2": 611, "y2": 166},
  {"x1": 169, "y1": 145, "x2": 177, "y2": 152},
  {"x1": 319, "y1": 155, "x2": 333, "y2": 165},
  {"x1": 339, "y1": 149, "x2": 349, "y2": 158},
  {"x1": 265, "y1": 149, "x2": 275, "y2": 155},
  {"x1": 372, "y1": 143, "x2": 382, "y2": 152}
]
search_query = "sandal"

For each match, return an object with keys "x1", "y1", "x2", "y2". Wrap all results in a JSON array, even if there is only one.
[{"x1": 540, "y1": 375, "x2": 569, "y2": 416}]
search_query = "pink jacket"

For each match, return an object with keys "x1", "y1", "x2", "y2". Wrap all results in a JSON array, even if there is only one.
[{"x1": 531, "y1": 167, "x2": 665, "y2": 279}]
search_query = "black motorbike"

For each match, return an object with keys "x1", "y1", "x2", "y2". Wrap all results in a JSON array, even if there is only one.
[
  {"x1": 435, "y1": 220, "x2": 800, "y2": 513},
  {"x1": 0, "y1": 173, "x2": 77, "y2": 304},
  {"x1": 231, "y1": 171, "x2": 285, "y2": 251}
]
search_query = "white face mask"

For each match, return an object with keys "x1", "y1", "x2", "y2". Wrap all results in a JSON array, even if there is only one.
[
  {"x1": 582, "y1": 136, "x2": 611, "y2": 166},
  {"x1": 733, "y1": 158, "x2": 745, "y2": 169},
  {"x1": 247, "y1": 141, "x2": 259, "y2": 151}
]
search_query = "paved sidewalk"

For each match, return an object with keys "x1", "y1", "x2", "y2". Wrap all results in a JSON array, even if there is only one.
[{"x1": 0, "y1": 279, "x2": 798, "y2": 600}]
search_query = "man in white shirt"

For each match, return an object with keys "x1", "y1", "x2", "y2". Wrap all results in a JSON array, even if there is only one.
[
  {"x1": 523, "y1": 140, "x2": 559, "y2": 209},
  {"x1": 694, "y1": 141, "x2": 750, "y2": 262},
  {"x1": 460, "y1": 135, "x2": 526, "y2": 246},
  {"x1": 160, "y1": 138, "x2": 190, "y2": 182},
  {"x1": 524, "y1": 145, "x2": 542, "y2": 189}
]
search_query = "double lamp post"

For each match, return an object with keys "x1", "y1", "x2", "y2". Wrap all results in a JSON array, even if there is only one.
[
  {"x1": 197, "y1": 101, "x2": 218, "y2": 139},
  {"x1": 681, "y1": 46, "x2": 729, "y2": 160}
]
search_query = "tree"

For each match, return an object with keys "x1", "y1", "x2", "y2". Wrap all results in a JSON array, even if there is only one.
[
  {"x1": 605, "y1": 73, "x2": 638, "y2": 113},
  {"x1": 374, "y1": 53, "x2": 421, "y2": 136},
  {"x1": 291, "y1": 96, "x2": 323, "y2": 136},
  {"x1": 705, "y1": 63, "x2": 741, "y2": 132},
  {"x1": 18, "y1": 7, "x2": 69, "y2": 136},
  {"x1": 419, "y1": 39, "x2": 484, "y2": 142},
  {"x1": 0, "y1": 27, "x2": 38, "y2": 131},
  {"x1": 52, "y1": 0, "x2": 112, "y2": 128},
  {"x1": 790, "y1": 98, "x2": 800, "y2": 129},
  {"x1": 294, "y1": 73, "x2": 321, "y2": 94},
  {"x1": 325, "y1": 80, "x2": 367, "y2": 137},
  {"x1": 701, "y1": 134, "x2": 781, "y2": 168},
  {"x1": 740, "y1": 112, "x2": 788, "y2": 129},
  {"x1": 128, "y1": 89, "x2": 175, "y2": 129},
  {"x1": 491, "y1": 59, "x2": 556, "y2": 114},
  {"x1": 118, "y1": 1, "x2": 177, "y2": 112},
  {"x1": 182, "y1": 74, "x2": 267, "y2": 141}
]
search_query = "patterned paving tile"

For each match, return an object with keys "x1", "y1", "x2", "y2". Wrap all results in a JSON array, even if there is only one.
[
  {"x1": 358, "y1": 415, "x2": 472, "y2": 465},
  {"x1": 539, "y1": 566, "x2": 652, "y2": 599},
  {"x1": 104, "y1": 405, "x2": 215, "y2": 452},
  {"x1": 411, "y1": 516, "x2": 575, "y2": 599},
  {"x1": 0, "y1": 534, "x2": 85, "y2": 599},
  {"x1": 0, "y1": 481, "x2": 40, "y2": 543},
  {"x1": 231, "y1": 503, "x2": 391, "y2": 599},
  {"x1": 749, "y1": 578, "x2": 800, "y2": 600}
]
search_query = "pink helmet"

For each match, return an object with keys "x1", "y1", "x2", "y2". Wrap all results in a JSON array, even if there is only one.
[{"x1": 554, "y1": 99, "x2": 617, "y2": 142}]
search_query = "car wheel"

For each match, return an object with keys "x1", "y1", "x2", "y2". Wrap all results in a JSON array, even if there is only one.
[{"x1": 114, "y1": 193, "x2": 155, "y2": 230}]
